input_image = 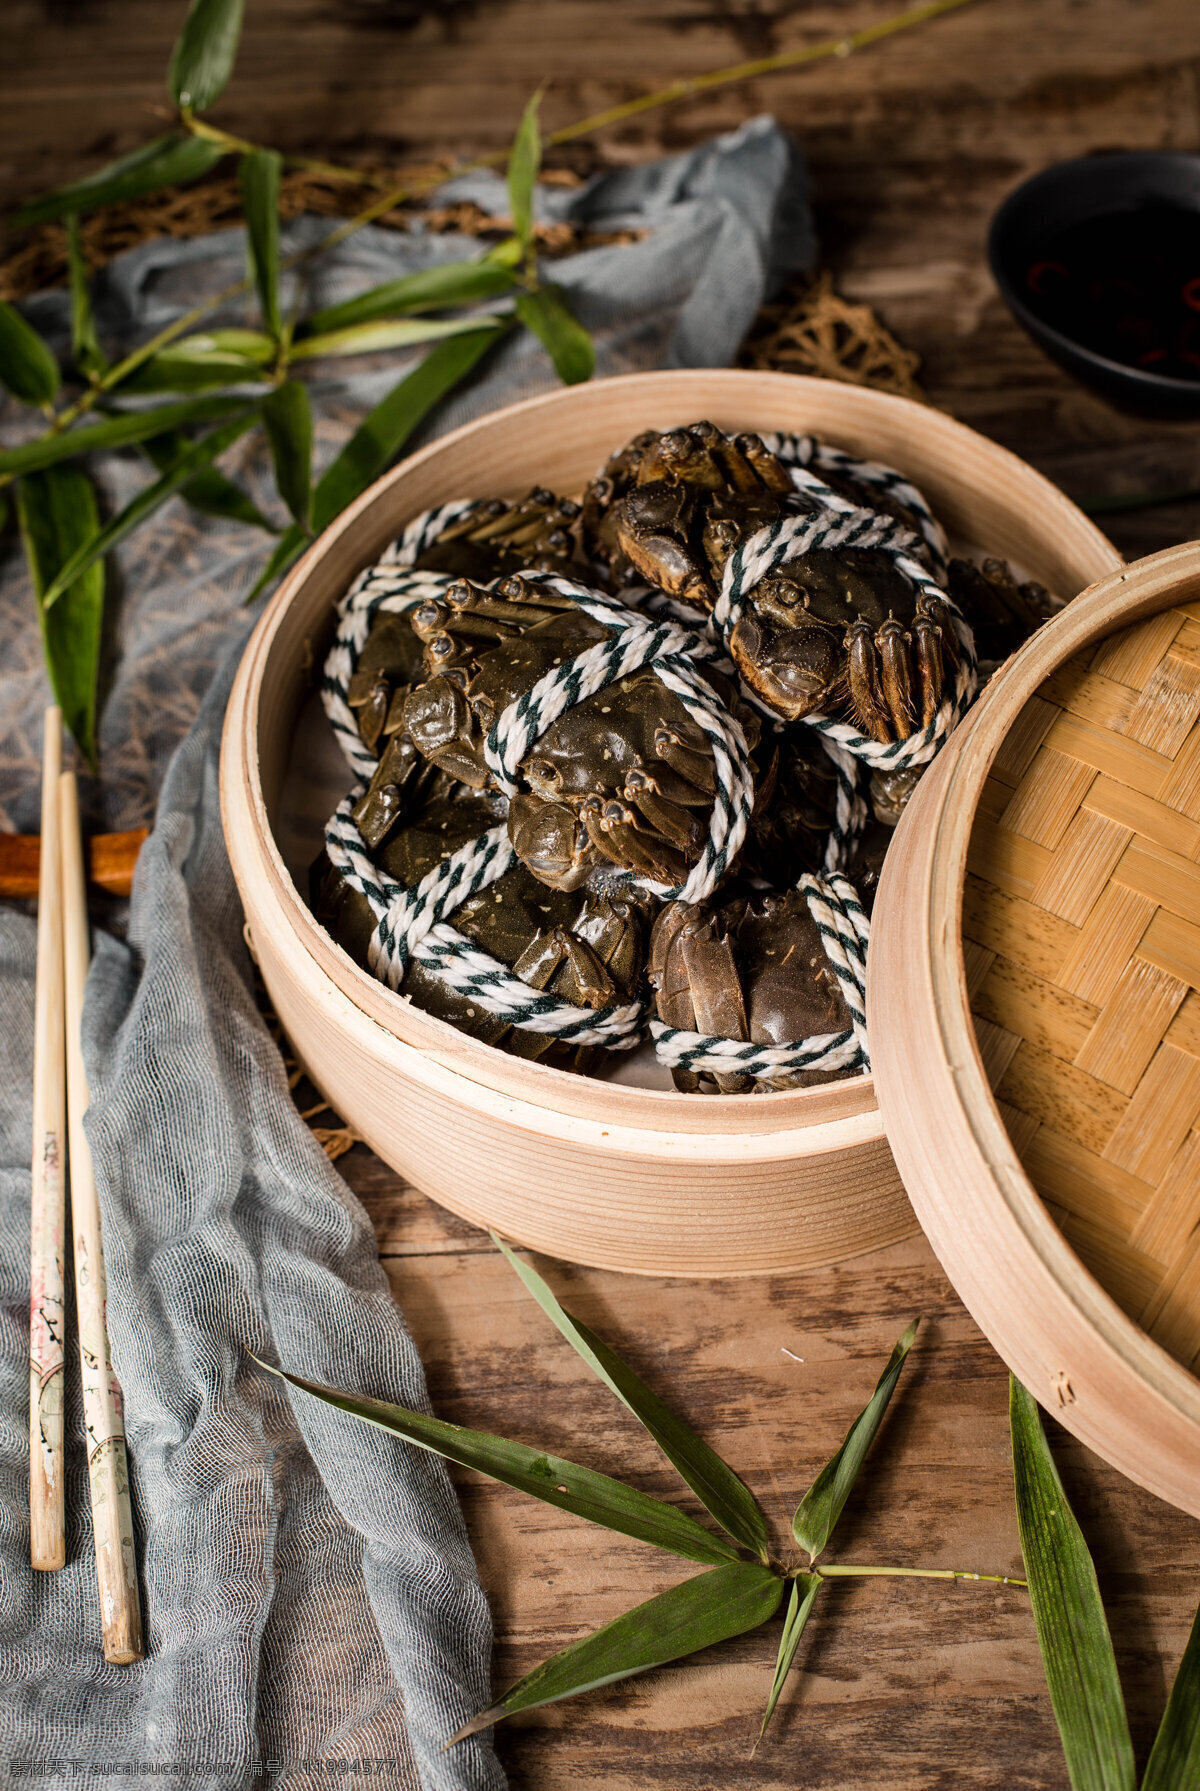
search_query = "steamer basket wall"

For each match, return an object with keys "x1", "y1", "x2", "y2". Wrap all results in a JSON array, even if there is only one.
[
  {"x1": 220, "y1": 370, "x2": 1120, "y2": 1275},
  {"x1": 871, "y1": 541, "x2": 1200, "y2": 1517}
]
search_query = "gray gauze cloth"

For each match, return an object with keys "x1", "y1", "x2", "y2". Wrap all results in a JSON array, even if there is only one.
[{"x1": 0, "y1": 118, "x2": 813, "y2": 1789}]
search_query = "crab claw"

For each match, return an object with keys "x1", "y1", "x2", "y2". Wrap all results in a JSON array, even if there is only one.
[
  {"x1": 728, "y1": 613, "x2": 842, "y2": 722},
  {"x1": 508, "y1": 792, "x2": 596, "y2": 892}
]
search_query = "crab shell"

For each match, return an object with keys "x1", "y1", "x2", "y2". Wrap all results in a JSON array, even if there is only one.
[
  {"x1": 649, "y1": 889, "x2": 853, "y2": 1094},
  {"x1": 401, "y1": 574, "x2": 760, "y2": 893},
  {"x1": 312, "y1": 789, "x2": 652, "y2": 1071}
]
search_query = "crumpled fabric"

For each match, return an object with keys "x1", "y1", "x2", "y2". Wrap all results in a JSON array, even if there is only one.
[{"x1": 0, "y1": 117, "x2": 813, "y2": 1790}]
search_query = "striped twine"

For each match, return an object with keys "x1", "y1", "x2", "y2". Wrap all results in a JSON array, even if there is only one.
[
  {"x1": 318, "y1": 431, "x2": 975, "y2": 1069},
  {"x1": 648, "y1": 872, "x2": 872, "y2": 1081}
]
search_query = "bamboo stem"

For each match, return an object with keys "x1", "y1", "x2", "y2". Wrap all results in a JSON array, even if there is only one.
[
  {"x1": 29, "y1": 706, "x2": 66, "y2": 1573},
  {"x1": 59, "y1": 771, "x2": 144, "y2": 1664},
  {"x1": 815, "y1": 1563, "x2": 1028, "y2": 1586}
]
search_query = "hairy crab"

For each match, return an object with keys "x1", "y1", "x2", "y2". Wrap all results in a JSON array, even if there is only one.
[
  {"x1": 313, "y1": 788, "x2": 651, "y2": 1070},
  {"x1": 649, "y1": 889, "x2": 852, "y2": 1093},
  {"x1": 582, "y1": 420, "x2": 968, "y2": 738},
  {"x1": 400, "y1": 573, "x2": 761, "y2": 892},
  {"x1": 414, "y1": 489, "x2": 582, "y2": 582}
]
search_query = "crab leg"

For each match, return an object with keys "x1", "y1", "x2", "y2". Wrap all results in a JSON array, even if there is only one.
[
  {"x1": 845, "y1": 618, "x2": 894, "y2": 743},
  {"x1": 878, "y1": 616, "x2": 918, "y2": 737}
]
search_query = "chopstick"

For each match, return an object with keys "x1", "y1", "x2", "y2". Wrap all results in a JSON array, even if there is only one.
[
  {"x1": 0, "y1": 827, "x2": 148, "y2": 901},
  {"x1": 29, "y1": 707, "x2": 66, "y2": 1572},
  {"x1": 59, "y1": 770, "x2": 144, "y2": 1664}
]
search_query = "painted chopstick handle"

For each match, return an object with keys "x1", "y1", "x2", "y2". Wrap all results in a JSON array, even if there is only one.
[
  {"x1": 30, "y1": 707, "x2": 66, "y2": 1572},
  {"x1": 59, "y1": 771, "x2": 144, "y2": 1664}
]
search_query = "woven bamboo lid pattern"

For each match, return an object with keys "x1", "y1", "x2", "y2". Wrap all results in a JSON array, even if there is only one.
[{"x1": 965, "y1": 599, "x2": 1200, "y2": 1375}]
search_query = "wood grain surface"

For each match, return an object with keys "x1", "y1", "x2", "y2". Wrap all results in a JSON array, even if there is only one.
[{"x1": 11, "y1": 0, "x2": 1200, "y2": 1780}]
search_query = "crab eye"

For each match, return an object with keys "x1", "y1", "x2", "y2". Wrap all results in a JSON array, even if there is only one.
[{"x1": 528, "y1": 759, "x2": 562, "y2": 789}]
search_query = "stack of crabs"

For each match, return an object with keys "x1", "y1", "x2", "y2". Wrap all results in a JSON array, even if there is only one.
[{"x1": 313, "y1": 422, "x2": 1053, "y2": 1093}]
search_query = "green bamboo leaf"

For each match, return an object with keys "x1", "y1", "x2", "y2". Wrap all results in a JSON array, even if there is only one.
[
  {"x1": 1010, "y1": 1377, "x2": 1134, "y2": 1791},
  {"x1": 793, "y1": 1319, "x2": 919, "y2": 1562},
  {"x1": 113, "y1": 328, "x2": 274, "y2": 394},
  {"x1": 240, "y1": 150, "x2": 283, "y2": 339},
  {"x1": 65, "y1": 216, "x2": 105, "y2": 378},
  {"x1": 288, "y1": 314, "x2": 505, "y2": 363},
  {"x1": 493, "y1": 1235, "x2": 769, "y2": 1562},
  {"x1": 311, "y1": 320, "x2": 504, "y2": 532},
  {"x1": 755, "y1": 1572, "x2": 822, "y2": 1749},
  {"x1": 42, "y1": 412, "x2": 257, "y2": 608},
  {"x1": 515, "y1": 285, "x2": 595, "y2": 386},
  {"x1": 483, "y1": 235, "x2": 525, "y2": 271},
  {"x1": 0, "y1": 393, "x2": 250, "y2": 477},
  {"x1": 506, "y1": 89, "x2": 543, "y2": 255},
  {"x1": 16, "y1": 467, "x2": 106, "y2": 765},
  {"x1": 449, "y1": 1560, "x2": 784, "y2": 1743},
  {"x1": 303, "y1": 259, "x2": 516, "y2": 336},
  {"x1": 246, "y1": 323, "x2": 505, "y2": 601},
  {"x1": 1142, "y1": 1595, "x2": 1200, "y2": 1791},
  {"x1": 141, "y1": 429, "x2": 278, "y2": 532},
  {"x1": 262, "y1": 380, "x2": 312, "y2": 530},
  {"x1": 261, "y1": 1358, "x2": 740, "y2": 1567},
  {"x1": 169, "y1": 0, "x2": 246, "y2": 112},
  {"x1": 0, "y1": 302, "x2": 61, "y2": 405},
  {"x1": 10, "y1": 134, "x2": 224, "y2": 229}
]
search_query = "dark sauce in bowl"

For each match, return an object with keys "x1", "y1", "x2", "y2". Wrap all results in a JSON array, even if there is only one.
[{"x1": 1024, "y1": 204, "x2": 1200, "y2": 381}]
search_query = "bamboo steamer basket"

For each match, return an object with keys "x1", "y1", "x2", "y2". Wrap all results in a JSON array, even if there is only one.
[
  {"x1": 871, "y1": 540, "x2": 1200, "y2": 1517},
  {"x1": 220, "y1": 369, "x2": 1119, "y2": 1278}
]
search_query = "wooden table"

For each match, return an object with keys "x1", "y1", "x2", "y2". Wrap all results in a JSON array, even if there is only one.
[{"x1": 11, "y1": 1, "x2": 1200, "y2": 1781}]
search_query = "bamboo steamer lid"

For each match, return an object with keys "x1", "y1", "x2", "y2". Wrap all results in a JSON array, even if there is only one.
[{"x1": 870, "y1": 540, "x2": 1200, "y2": 1518}]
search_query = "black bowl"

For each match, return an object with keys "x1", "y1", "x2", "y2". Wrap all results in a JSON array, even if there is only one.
[{"x1": 988, "y1": 151, "x2": 1200, "y2": 418}]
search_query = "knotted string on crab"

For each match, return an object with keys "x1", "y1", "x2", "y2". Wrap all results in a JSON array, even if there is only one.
[
  {"x1": 320, "y1": 527, "x2": 759, "y2": 1051},
  {"x1": 316, "y1": 427, "x2": 986, "y2": 1079}
]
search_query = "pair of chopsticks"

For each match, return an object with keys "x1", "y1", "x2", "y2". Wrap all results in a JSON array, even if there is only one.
[{"x1": 29, "y1": 706, "x2": 143, "y2": 1665}]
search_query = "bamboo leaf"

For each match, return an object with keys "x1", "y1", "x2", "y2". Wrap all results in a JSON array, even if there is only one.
[
  {"x1": 1142, "y1": 1595, "x2": 1200, "y2": 1791},
  {"x1": 755, "y1": 1573, "x2": 822, "y2": 1749},
  {"x1": 0, "y1": 393, "x2": 250, "y2": 477},
  {"x1": 1010, "y1": 1377, "x2": 1135, "y2": 1791},
  {"x1": 262, "y1": 380, "x2": 312, "y2": 530},
  {"x1": 288, "y1": 314, "x2": 505, "y2": 363},
  {"x1": 141, "y1": 429, "x2": 278, "y2": 532},
  {"x1": 42, "y1": 413, "x2": 257, "y2": 608},
  {"x1": 0, "y1": 302, "x2": 61, "y2": 405},
  {"x1": 10, "y1": 134, "x2": 225, "y2": 229},
  {"x1": 515, "y1": 284, "x2": 595, "y2": 386},
  {"x1": 303, "y1": 259, "x2": 516, "y2": 335},
  {"x1": 493, "y1": 1235, "x2": 769, "y2": 1562},
  {"x1": 240, "y1": 150, "x2": 283, "y2": 339},
  {"x1": 246, "y1": 323, "x2": 505, "y2": 600},
  {"x1": 261, "y1": 1358, "x2": 740, "y2": 1567},
  {"x1": 168, "y1": 0, "x2": 246, "y2": 112},
  {"x1": 113, "y1": 328, "x2": 274, "y2": 394},
  {"x1": 506, "y1": 89, "x2": 543, "y2": 255},
  {"x1": 65, "y1": 216, "x2": 105, "y2": 378},
  {"x1": 793, "y1": 1319, "x2": 919, "y2": 1562},
  {"x1": 449, "y1": 1561, "x2": 784, "y2": 1743},
  {"x1": 310, "y1": 321, "x2": 505, "y2": 533},
  {"x1": 483, "y1": 236, "x2": 526, "y2": 271},
  {"x1": 15, "y1": 467, "x2": 106, "y2": 765}
]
